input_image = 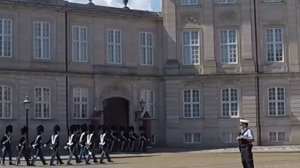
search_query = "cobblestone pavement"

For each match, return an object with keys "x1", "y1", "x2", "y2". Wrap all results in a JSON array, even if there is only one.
[{"x1": 4, "y1": 146, "x2": 300, "y2": 168}]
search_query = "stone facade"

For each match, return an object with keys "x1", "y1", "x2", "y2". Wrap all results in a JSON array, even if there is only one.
[{"x1": 1, "y1": 0, "x2": 300, "y2": 149}]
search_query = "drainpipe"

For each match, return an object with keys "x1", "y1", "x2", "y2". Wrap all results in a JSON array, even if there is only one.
[
  {"x1": 253, "y1": 0, "x2": 262, "y2": 146},
  {"x1": 65, "y1": 5, "x2": 70, "y2": 136}
]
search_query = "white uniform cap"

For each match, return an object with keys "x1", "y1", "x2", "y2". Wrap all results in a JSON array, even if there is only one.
[{"x1": 240, "y1": 119, "x2": 250, "y2": 124}]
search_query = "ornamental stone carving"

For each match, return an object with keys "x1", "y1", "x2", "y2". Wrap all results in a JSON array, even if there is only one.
[{"x1": 181, "y1": 12, "x2": 201, "y2": 25}]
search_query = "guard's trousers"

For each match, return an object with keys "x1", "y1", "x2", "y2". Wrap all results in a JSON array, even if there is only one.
[
  {"x1": 31, "y1": 148, "x2": 46, "y2": 165},
  {"x1": 67, "y1": 146, "x2": 79, "y2": 164},
  {"x1": 50, "y1": 148, "x2": 63, "y2": 165},
  {"x1": 100, "y1": 146, "x2": 111, "y2": 163},
  {"x1": 16, "y1": 147, "x2": 31, "y2": 166},
  {"x1": 240, "y1": 145, "x2": 254, "y2": 168},
  {"x1": 1, "y1": 146, "x2": 12, "y2": 165}
]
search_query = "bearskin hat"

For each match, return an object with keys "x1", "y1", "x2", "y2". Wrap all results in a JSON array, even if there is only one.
[
  {"x1": 128, "y1": 126, "x2": 134, "y2": 131},
  {"x1": 6, "y1": 125, "x2": 13, "y2": 133},
  {"x1": 69, "y1": 125, "x2": 76, "y2": 134},
  {"x1": 119, "y1": 126, "x2": 125, "y2": 131},
  {"x1": 36, "y1": 125, "x2": 44, "y2": 134},
  {"x1": 53, "y1": 125, "x2": 60, "y2": 133},
  {"x1": 81, "y1": 124, "x2": 87, "y2": 132},
  {"x1": 89, "y1": 124, "x2": 95, "y2": 133},
  {"x1": 139, "y1": 126, "x2": 145, "y2": 131},
  {"x1": 21, "y1": 126, "x2": 28, "y2": 135}
]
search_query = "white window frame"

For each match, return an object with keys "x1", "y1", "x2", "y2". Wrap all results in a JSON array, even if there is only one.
[
  {"x1": 184, "y1": 133, "x2": 201, "y2": 144},
  {"x1": 182, "y1": 31, "x2": 200, "y2": 65},
  {"x1": 73, "y1": 88, "x2": 89, "y2": 119},
  {"x1": 72, "y1": 25, "x2": 88, "y2": 62},
  {"x1": 217, "y1": 0, "x2": 237, "y2": 4},
  {"x1": 141, "y1": 90, "x2": 155, "y2": 119},
  {"x1": 181, "y1": 0, "x2": 199, "y2": 5},
  {"x1": 266, "y1": 28, "x2": 284, "y2": 62},
  {"x1": 34, "y1": 87, "x2": 51, "y2": 119},
  {"x1": 222, "y1": 132, "x2": 237, "y2": 144},
  {"x1": 0, "y1": 18, "x2": 12, "y2": 58},
  {"x1": 268, "y1": 87, "x2": 285, "y2": 116},
  {"x1": 140, "y1": 32, "x2": 154, "y2": 66},
  {"x1": 0, "y1": 85, "x2": 12, "y2": 119},
  {"x1": 220, "y1": 30, "x2": 238, "y2": 64},
  {"x1": 183, "y1": 89, "x2": 201, "y2": 118},
  {"x1": 107, "y1": 29, "x2": 122, "y2": 64},
  {"x1": 269, "y1": 132, "x2": 285, "y2": 142},
  {"x1": 33, "y1": 21, "x2": 50, "y2": 60},
  {"x1": 221, "y1": 88, "x2": 239, "y2": 118}
]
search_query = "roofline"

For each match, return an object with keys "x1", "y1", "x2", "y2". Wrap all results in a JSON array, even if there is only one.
[{"x1": 0, "y1": 0, "x2": 163, "y2": 21}]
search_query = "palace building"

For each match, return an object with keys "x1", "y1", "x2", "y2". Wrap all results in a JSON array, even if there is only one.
[{"x1": 0, "y1": 0, "x2": 300, "y2": 148}]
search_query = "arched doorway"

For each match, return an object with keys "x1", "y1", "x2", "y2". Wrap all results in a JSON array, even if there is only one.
[{"x1": 103, "y1": 97, "x2": 129, "y2": 128}]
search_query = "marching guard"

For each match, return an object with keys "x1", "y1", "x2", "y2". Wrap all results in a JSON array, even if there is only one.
[
  {"x1": 119, "y1": 126, "x2": 128, "y2": 152},
  {"x1": 237, "y1": 119, "x2": 255, "y2": 168},
  {"x1": 109, "y1": 126, "x2": 118, "y2": 152},
  {"x1": 99, "y1": 126, "x2": 113, "y2": 164},
  {"x1": 1, "y1": 125, "x2": 14, "y2": 166},
  {"x1": 16, "y1": 126, "x2": 31, "y2": 166},
  {"x1": 128, "y1": 126, "x2": 138, "y2": 152},
  {"x1": 79, "y1": 124, "x2": 88, "y2": 162},
  {"x1": 85, "y1": 125, "x2": 98, "y2": 165},
  {"x1": 139, "y1": 126, "x2": 148, "y2": 152},
  {"x1": 31, "y1": 125, "x2": 47, "y2": 166},
  {"x1": 45, "y1": 125, "x2": 64, "y2": 166},
  {"x1": 66, "y1": 125, "x2": 79, "y2": 165}
]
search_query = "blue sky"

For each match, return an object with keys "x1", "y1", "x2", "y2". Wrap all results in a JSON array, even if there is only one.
[{"x1": 69, "y1": 0, "x2": 162, "y2": 12}]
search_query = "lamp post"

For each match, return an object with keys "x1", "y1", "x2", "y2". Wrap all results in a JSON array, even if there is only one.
[{"x1": 23, "y1": 96, "x2": 31, "y2": 143}]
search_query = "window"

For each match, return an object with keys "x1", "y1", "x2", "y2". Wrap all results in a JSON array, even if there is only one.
[
  {"x1": 0, "y1": 85, "x2": 12, "y2": 119},
  {"x1": 182, "y1": 31, "x2": 200, "y2": 65},
  {"x1": 107, "y1": 29, "x2": 122, "y2": 64},
  {"x1": 181, "y1": 0, "x2": 199, "y2": 5},
  {"x1": 266, "y1": 28, "x2": 283, "y2": 62},
  {"x1": 269, "y1": 132, "x2": 285, "y2": 142},
  {"x1": 222, "y1": 88, "x2": 239, "y2": 118},
  {"x1": 34, "y1": 87, "x2": 51, "y2": 119},
  {"x1": 264, "y1": 0, "x2": 282, "y2": 2},
  {"x1": 33, "y1": 21, "x2": 50, "y2": 60},
  {"x1": 268, "y1": 87, "x2": 285, "y2": 116},
  {"x1": 141, "y1": 90, "x2": 155, "y2": 118},
  {"x1": 183, "y1": 89, "x2": 201, "y2": 118},
  {"x1": 73, "y1": 88, "x2": 88, "y2": 119},
  {"x1": 140, "y1": 32, "x2": 154, "y2": 65},
  {"x1": 217, "y1": 0, "x2": 236, "y2": 4},
  {"x1": 220, "y1": 30, "x2": 238, "y2": 64},
  {"x1": 222, "y1": 132, "x2": 237, "y2": 143},
  {"x1": 72, "y1": 25, "x2": 88, "y2": 62},
  {"x1": 184, "y1": 133, "x2": 201, "y2": 143},
  {"x1": 0, "y1": 18, "x2": 12, "y2": 57}
]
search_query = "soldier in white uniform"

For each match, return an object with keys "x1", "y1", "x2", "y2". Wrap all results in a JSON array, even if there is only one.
[{"x1": 237, "y1": 119, "x2": 254, "y2": 168}]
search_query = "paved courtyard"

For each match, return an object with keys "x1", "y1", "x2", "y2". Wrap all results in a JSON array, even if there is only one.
[{"x1": 9, "y1": 146, "x2": 300, "y2": 168}]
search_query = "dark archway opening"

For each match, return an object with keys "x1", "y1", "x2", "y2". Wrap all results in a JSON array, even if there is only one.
[{"x1": 103, "y1": 97, "x2": 129, "y2": 128}]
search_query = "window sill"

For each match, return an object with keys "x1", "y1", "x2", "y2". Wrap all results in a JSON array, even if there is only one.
[
  {"x1": 266, "y1": 115, "x2": 288, "y2": 118},
  {"x1": 71, "y1": 61, "x2": 89, "y2": 63},
  {"x1": 214, "y1": 3, "x2": 239, "y2": 7},
  {"x1": 184, "y1": 142, "x2": 201, "y2": 144},
  {"x1": 0, "y1": 118, "x2": 14, "y2": 120},
  {"x1": 261, "y1": 1, "x2": 285, "y2": 5},
  {"x1": 73, "y1": 118, "x2": 90, "y2": 120},
  {"x1": 182, "y1": 117, "x2": 203, "y2": 120},
  {"x1": 32, "y1": 118, "x2": 53, "y2": 120},
  {"x1": 31, "y1": 59, "x2": 52, "y2": 63}
]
